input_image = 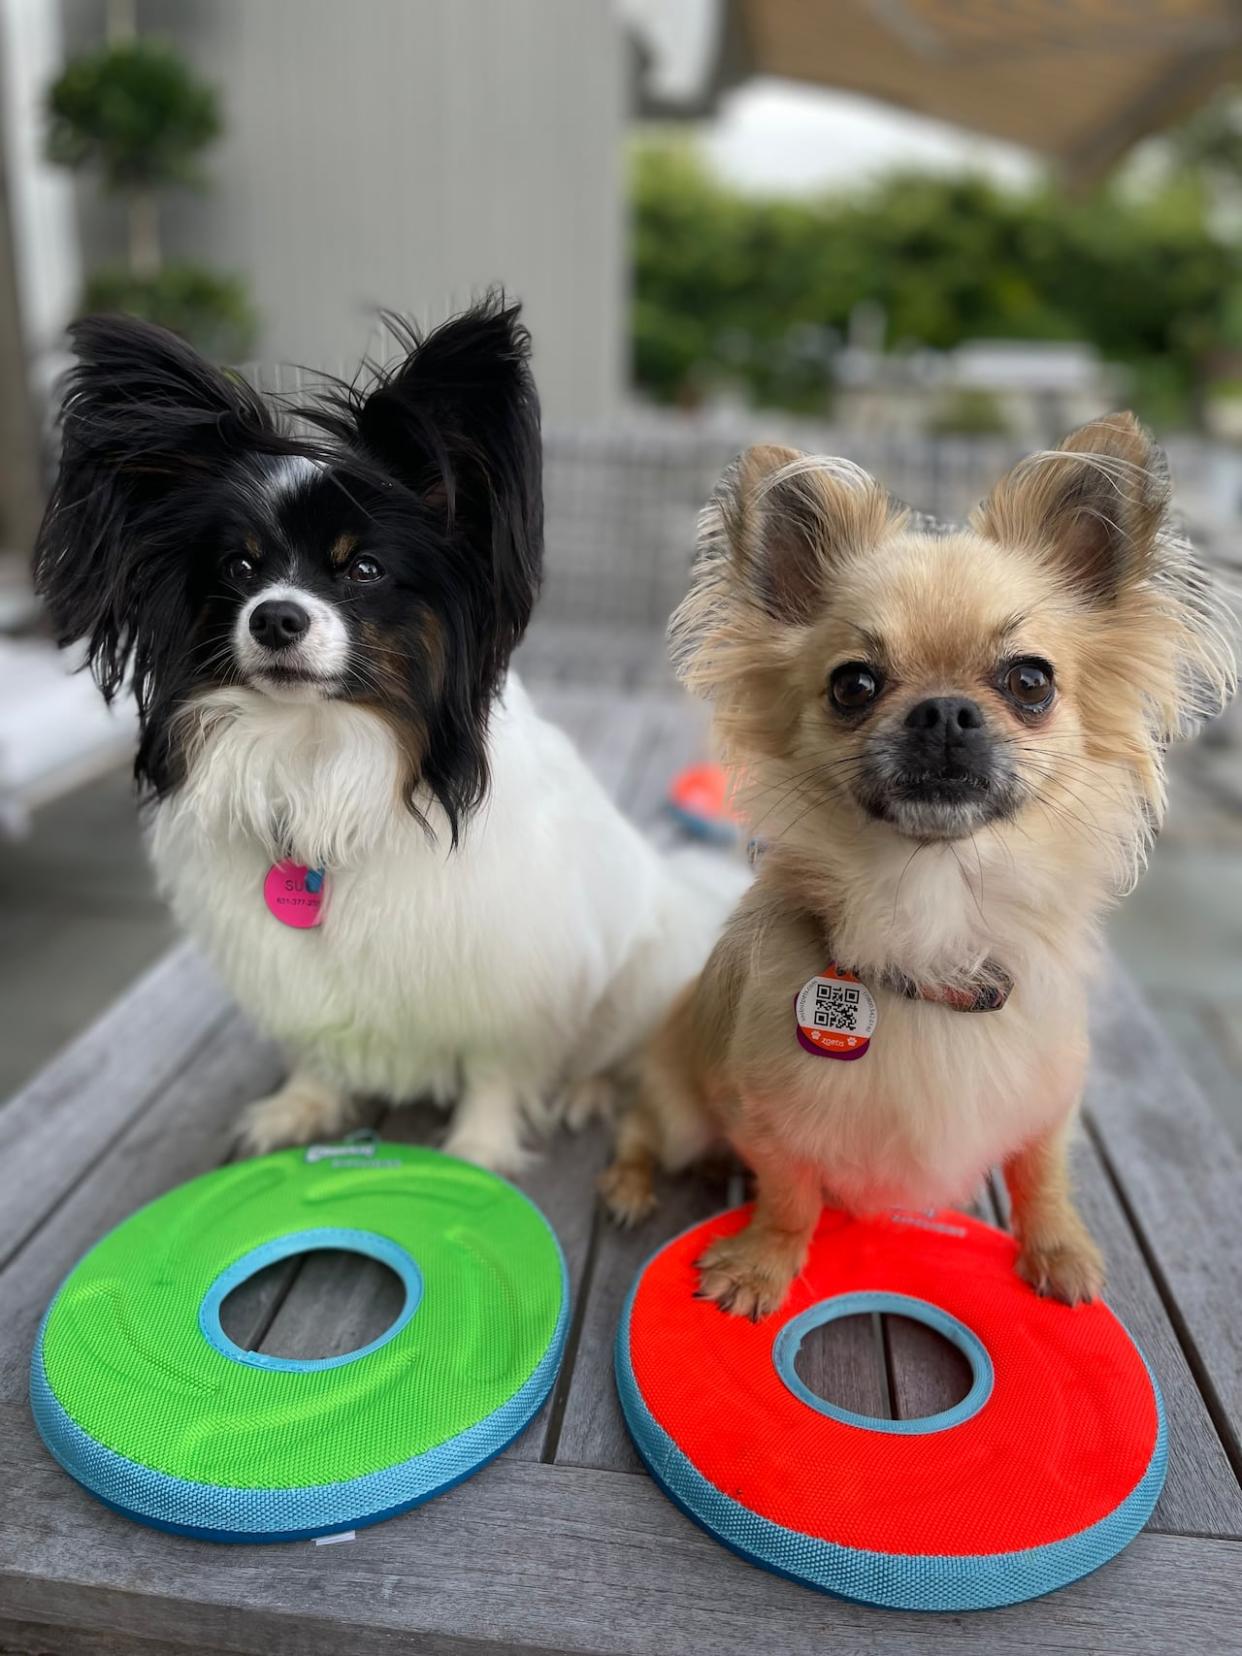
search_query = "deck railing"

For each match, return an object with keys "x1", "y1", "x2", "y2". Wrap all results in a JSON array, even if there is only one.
[{"x1": 540, "y1": 416, "x2": 1242, "y2": 634}]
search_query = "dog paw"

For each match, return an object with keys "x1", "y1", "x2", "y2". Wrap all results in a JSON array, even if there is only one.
[
  {"x1": 1016, "y1": 1235, "x2": 1105, "y2": 1304},
  {"x1": 560, "y1": 1075, "x2": 617, "y2": 1132},
  {"x1": 441, "y1": 1129, "x2": 533, "y2": 1175},
  {"x1": 237, "y1": 1080, "x2": 349, "y2": 1157},
  {"x1": 598, "y1": 1160, "x2": 657, "y2": 1228},
  {"x1": 696, "y1": 1231, "x2": 799, "y2": 1321}
]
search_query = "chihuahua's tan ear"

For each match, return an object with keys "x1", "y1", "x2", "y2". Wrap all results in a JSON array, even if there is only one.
[
  {"x1": 714, "y1": 444, "x2": 892, "y2": 624},
  {"x1": 975, "y1": 413, "x2": 1169, "y2": 602}
]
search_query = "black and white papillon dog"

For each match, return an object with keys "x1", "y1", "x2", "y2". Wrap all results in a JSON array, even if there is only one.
[{"x1": 35, "y1": 297, "x2": 738, "y2": 1169}]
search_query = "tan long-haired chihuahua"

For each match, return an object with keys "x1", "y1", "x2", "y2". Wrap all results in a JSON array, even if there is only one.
[{"x1": 600, "y1": 415, "x2": 1235, "y2": 1316}]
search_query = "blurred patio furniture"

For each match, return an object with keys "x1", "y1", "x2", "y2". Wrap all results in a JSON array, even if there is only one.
[
  {"x1": 0, "y1": 633, "x2": 135, "y2": 835},
  {"x1": 1, "y1": 421, "x2": 1239, "y2": 1653}
]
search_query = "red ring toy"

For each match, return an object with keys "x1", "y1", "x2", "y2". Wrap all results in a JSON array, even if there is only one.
[{"x1": 617, "y1": 1206, "x2": 1165, "y2": 1610}]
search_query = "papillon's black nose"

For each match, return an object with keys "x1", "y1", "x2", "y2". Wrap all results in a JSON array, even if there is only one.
[
  {"x1": 249, "y1": 599, "x2": 309, "y2": 650},
  {"x1": 904, "y1": 696, "x2": 985, "y2": 736}
]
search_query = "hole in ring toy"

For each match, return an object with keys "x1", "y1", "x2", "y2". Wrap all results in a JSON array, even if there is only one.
[
  {"x1": 617, "y1": 1205, "x2": 1166, "y2": 1611},
  {"x1": 30, "y1": 1141, "x2": 569, "y2": 1542}
]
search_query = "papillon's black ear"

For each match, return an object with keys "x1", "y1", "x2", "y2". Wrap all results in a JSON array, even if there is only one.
[
  {"x1": 314, "y1": 294, "x2": 543, "y2": 677},
  {"x1": 33, "y1": 315, "x2": 280, "y2": 708}
]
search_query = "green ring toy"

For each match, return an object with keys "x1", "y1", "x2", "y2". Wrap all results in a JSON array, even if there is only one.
[{"x1": 30, "y1": 1141, "x2": 569, "y2": 1542}]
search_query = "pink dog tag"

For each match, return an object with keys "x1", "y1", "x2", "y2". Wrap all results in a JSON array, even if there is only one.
[{"x1": 263, "y1": 861, "x2": 328, "y2": 928}]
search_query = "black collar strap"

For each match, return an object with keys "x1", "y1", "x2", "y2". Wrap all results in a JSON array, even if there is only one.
[{"x1": 867, "y1": 962, "x2": 1014, "y2": 1013}]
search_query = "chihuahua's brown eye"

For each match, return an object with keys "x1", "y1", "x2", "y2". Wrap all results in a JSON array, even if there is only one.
[
  {"x1": 1005, "y1": 659, "x2": 1055, "y2": 712},
  {"x1": 830, "y1": 662, "x2": 882, "y2": 711},
  {"x1": 345, "y1": 555, "x2": 384, "y2": 584},
  {"x1": 223, "y1": 554, "x2": 257, "y2": 586}
]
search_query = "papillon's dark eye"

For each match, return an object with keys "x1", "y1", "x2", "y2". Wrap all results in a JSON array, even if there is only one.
[
  {"x1": 345, "y1": 555, "x2": 384, "y2": 584},
  {"x1": 830, "y1": 662, "x2": 882, "y2": 712},
  {"x1": 1004, "y1": 658, "x2": 1055, "y2": 713},
  {"x1": 222, "y1": 554, "x2": 258, "y2": 587}
]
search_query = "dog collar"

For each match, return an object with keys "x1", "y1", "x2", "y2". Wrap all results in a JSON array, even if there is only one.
[
  {"x1": 870, "y1": 963, "x2": 1013, "y2": 1014},
  {"x1": 794, "y1": 955, "x2": 1011, "y2": 1064},
  {"x1": 813, "y1": 915, "x2": 1012, "y2": 1013}
]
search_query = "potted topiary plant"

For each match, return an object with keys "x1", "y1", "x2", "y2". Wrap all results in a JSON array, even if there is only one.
[{"x1": 46, "y1": 35, "x2": 257, "y2": 361}]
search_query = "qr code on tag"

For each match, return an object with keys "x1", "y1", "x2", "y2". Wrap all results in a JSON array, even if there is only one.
[{"x1": 813, "y1": 980, "x2": 860, "y2": 1031}]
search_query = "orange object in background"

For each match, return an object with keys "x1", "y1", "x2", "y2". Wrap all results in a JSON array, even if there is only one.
[{"x1": 666, "y1": 763, "x2": 745, "y2": 842}]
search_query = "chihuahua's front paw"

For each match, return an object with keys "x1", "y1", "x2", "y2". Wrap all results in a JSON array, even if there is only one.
[
  {"x1": 1016, "y1": 1233, "x2": 1105, "y2": 1304},
  {"x1": 237, "y1": 1075, "x2": 351, "y2": 1156},
  {"x1": 598, "y1": 1158, "x2": 657, "y2": 1227},
  {"x1": 696, "y1": 1229, "x2": 800, "y2": 1320}
]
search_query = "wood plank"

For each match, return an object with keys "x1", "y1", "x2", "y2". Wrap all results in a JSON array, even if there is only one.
[
  {"x1": 0, "y1": 943, "x2": 232, "y2": 1268},
  {"x1": 989, "y1": 1122, "x2": 1242, "y2": 1540},
  {"x1": 237, "y1": 1247, "x2": 408, "y2": 1363},
  {"x1": 498, "y1": 1119, "x2": 611, "y2": 1461},
  {"x1": 0, "y1": 1011, "x2": 282, "y2": 1405},
  {"x1": 883, "y1": 1190, "x2": 993, "y2": 1424},
  {"x1": 797, "y1": 1311, "x2": 893, "y2": 1421},
  {"x1": 3, "y1": 1427, "x2": 1239, "y2": 1656},
  {"x1": 882, "y1": 1314, "x2": 971, "y2": 1421},
  {"x1": 213, "y1": 1256, "x2": 308, "y2": 1356},
  {"x1": 1085, "y1": 970, "x2": 1242, "y2": 1474},
  {"x1": 553, "y1": 1169, "x2": 730, "y2": 1473},
  {"x1": 0, "y1": 1622, "x2": 239, "y2": 1656}
]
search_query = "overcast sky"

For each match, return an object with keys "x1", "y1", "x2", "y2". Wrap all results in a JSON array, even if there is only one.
[{"x1": 703, "y1": 78, "x2": 1038, "y2": 195}]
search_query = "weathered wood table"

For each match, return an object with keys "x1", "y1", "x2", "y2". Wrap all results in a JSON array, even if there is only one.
[{"x1": 2, "y1": 682, "x2": 1240, "y2": 1656}]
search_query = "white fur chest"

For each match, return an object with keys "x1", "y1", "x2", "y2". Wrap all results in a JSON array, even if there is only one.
[{"x1": 148, "y1": 681, "x2": 670, "y2": 1100}]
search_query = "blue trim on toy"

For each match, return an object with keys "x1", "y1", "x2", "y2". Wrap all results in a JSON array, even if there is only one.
[
  {"x1": 199, "y1": 1227, "x2": 423, "y2": 1372},
  {"x1": 773, "y1": 1291, "x2": 993, "y2": 1435},
  {"x1": 665, "y1": 801, "x2": 739, "y2": 844},
  {"x1": 30, "y1": 1229, "x2": 569, "y2": 1544},
  {"x1": 615, "y1": 1271, "x2": 1167, "y2": 1611}
]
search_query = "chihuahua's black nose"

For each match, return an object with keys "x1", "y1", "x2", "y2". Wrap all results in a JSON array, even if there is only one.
[
  {"x1": 905, "y1": 696, "x2": 985, "y2": 735},
  {"x1": 901, "y1": 697, "x2": 993, "y2": 786},
  {"x1": 249, "y1": 598, "x2": 310, "y2": 650}
]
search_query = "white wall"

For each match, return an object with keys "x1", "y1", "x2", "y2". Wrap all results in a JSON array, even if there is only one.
[
  {"x1": 0, "y1": 0, "x2": 80, "y2": 363},
  {"x1": 70, "y1": 0, "x2": 628, "y2": 421}
]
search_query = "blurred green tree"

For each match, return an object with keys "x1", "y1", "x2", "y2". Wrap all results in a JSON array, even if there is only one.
[
  {"x1": 631, "y1": 143, "x2": 1241, "y2": 427},
  {"x1": 46, "y1": 37, "x2": 256, "y2": 360}
]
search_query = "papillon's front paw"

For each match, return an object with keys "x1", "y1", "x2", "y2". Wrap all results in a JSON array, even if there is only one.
[
  {"x1": 559, "y1": 1075, "x2": 617, "y2": 1132},
  {"x1": 441, "y1": 1134, "x2": 534, "y2": 1176},
  {"x1": 1016, "y1": 1233, "x2": 1105, "y2": 1304},
  {"x1": 696, "y1": 1229, "x2": 800, "y2": 1321},
  {"x1": 236, "y1": 1075, "x2": 351, "y2": 1157}
]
